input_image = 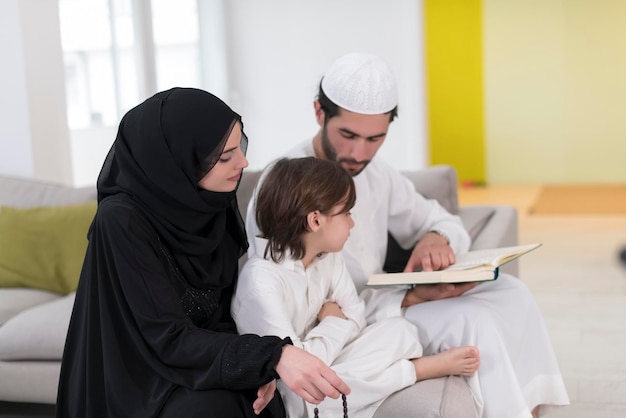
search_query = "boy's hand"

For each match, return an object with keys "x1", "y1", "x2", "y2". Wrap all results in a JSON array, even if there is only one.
[{"x1": 317, "y1": 301, "x2": 346, "y2": 321}]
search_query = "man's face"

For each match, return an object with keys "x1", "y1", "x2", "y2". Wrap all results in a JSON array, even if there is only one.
[{"x1": 317, "y1": 104, "x2": 391, "y2": 176}]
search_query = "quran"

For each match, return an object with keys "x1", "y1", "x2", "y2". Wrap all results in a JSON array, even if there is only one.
[{"x1": 367, "y1": 243, "x2": 542, "y2": 286}]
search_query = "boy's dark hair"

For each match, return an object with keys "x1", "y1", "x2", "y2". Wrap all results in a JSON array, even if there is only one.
[
  {"x1": 317, "y1": 81, "x2": 398, "y2": 123},
  {"x1": 256, "y1": 157, "x2": 356, "y2": 263}
]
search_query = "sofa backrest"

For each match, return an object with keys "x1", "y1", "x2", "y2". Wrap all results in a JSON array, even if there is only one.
[
  {"x1": 400, "y1": 165, "x2": 459, "y2": 215},
  {"x1": 236, "y1": 164, "x2": 460, "y2": 221},
  {"x1": 0, "y1": 176, "x2": 97, "y2": 208},
  {"x1": 236, "y1": 170, "x2": 262, "y2": 223},
  {"x1": 1, "y1": 164, "x2": 458, "y2": 221}
]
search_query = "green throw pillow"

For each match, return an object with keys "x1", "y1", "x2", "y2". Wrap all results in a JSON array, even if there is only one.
[{"x1": 0, "y1": 202, "x2": 97, "y2": 294}]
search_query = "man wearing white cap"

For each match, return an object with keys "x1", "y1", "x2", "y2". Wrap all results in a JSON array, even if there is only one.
[{"x1": 246, "y1": 52, "x2": 569, "y2": 418}]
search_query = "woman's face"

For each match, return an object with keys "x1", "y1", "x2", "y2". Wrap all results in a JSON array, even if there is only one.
[{"x1": 197, "y1": 122, "x2": 248, "y2": 192}]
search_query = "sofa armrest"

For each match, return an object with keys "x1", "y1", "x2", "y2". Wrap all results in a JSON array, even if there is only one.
[
  {"x1": 461, "y1": 204, "x2": 519, "y2": 276},
  {"x1": 386, "y1": 165, "x2": 519, "y2": 277}
]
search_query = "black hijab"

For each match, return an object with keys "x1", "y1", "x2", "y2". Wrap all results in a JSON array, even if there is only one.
[{"x1": 97, "y1": 87, "x2": 248, "y2": 290}]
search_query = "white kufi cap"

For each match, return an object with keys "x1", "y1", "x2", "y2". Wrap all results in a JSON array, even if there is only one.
[{"x1": 321, "y1": 53, "x2": 398, "y2": 114}]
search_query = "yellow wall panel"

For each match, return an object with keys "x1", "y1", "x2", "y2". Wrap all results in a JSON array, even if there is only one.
[{"x1": 424, "y1": 0, "x2": 485, "y2": 184}]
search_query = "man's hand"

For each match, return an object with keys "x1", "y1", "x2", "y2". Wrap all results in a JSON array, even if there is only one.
[
  {"x1": 400, "y1": 231, "x2": 478, "y2": 307},
  {"x1": 252, "y1": 380, "x2": 276, "y2": 415},
  {"x1": 403, "y1": 231, "x2": 455, "y2": 273},
  {"x1": 275, "y1": 345, "x2": 351, "y2": 405},
  {"x1": 402, "y1": 282, "x2": 478, "y2": 307},
  {"x1": 317, "y1": 301, "x2": 346, "y2": 321}
]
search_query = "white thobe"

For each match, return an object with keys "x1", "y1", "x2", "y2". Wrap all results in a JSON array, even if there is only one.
[
  {"x1": 245, "y1": 139, "x2": 570, "y2": 418},
  {"x1": 232, "y1": 238, "x2": 422, "y2": 418}
]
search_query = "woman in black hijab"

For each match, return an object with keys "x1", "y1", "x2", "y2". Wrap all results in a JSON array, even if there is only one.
[{"x1": 56, "y1": 88, "x2": 349, "y2": 417}]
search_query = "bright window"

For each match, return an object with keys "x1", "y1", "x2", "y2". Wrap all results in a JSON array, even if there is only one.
[{"x1": 58, "y1": 0, "x2": 200, "y2": 130}]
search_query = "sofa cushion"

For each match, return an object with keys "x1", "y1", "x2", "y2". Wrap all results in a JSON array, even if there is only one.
[
  {"x1": 0, "y1": 202, "x2": 97, "y2": 294},
  {"x1": 373, "y1": 376, "x2": 479, "y2": 418},
  {"x1": 0, "y1": 292, "x2": 74, "y2": 360},
  {"x1": 0, "y1": 360, "x2": 61, "y2": 404},
  {"x1": 0, "y1": 288, "x2": 62, "y2": 325}
]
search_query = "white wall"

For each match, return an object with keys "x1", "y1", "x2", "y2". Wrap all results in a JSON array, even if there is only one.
[
  {"x1": 1, "y1": 1, "x2": 426, "y2": 186},
  {"x1": 0, "y1": 0, "x2": 34, "y2": 179},
  {"x1": 0, "y1": 0, "x2": 73, "y2": 184},
  {"x1": 222, "y1": 0, "x2": 427, "y2": 171},
  {"x1": 70, "y1": 127, "x2": 117, "y2": 187},
  {"x1": 75, "y1": 0, "x2": 428, "y2": 185}
]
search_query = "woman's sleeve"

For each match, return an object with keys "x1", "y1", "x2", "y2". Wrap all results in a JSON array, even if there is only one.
[{"x1": 95, "y1": 204, "x2": 290, "y2": 391}]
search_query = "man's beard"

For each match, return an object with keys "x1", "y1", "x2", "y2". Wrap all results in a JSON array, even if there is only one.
[{"x1": 320, "y1": 126, "x2": 370, "y2": 177}]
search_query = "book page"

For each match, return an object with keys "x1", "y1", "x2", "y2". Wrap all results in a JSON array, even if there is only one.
[{"x1": 447, "y1": 243, "x2": 542, "y2": 271}]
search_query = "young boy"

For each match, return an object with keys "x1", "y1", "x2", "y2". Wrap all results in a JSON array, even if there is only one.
[{"x1": 232, "y1": 157, "x2": 479, "y2": 418}]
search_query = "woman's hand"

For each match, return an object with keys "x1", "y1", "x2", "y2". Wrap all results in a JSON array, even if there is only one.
[
  {"x1": 275, "y1": 345, "x2": 350, "y2": 404},
  {"x1": 252, "y1": 380, "x2": 276, "y2": 415}
]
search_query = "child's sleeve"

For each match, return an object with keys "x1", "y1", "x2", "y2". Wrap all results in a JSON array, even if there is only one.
[
  {"x1": 360, "y1": 286, "x2": 408, "y2": 324},
  {"x1": 232, "y1": 259, "x2": 356, "y2": 365},
  {"x1": 324, "y1": 254, "x2": 367, "y2": 332}
]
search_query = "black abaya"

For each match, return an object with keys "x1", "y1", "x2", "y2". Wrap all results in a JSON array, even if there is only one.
[{"x1": 56, "y1": 88, "x2": 290, "y2": 417}]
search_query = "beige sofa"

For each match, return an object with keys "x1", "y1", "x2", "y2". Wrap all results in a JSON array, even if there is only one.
[{"x1": 0, "y1": 165, "x2": 518, "y2": 416}]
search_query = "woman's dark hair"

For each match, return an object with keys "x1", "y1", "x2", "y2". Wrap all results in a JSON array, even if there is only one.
[
  {"x1": 256, "y1": 157, "x2": 356, "y2": 263},
  {"x1": 317, "y1": 81, "x2": 398, "y2": 123}
]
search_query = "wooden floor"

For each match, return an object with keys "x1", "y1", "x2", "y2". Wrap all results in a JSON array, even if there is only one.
[
  {"x1": 460, "y1": 184, "x2": 626, "y2": 417},
  {"x1": 529, "y1": 184, "x2": 626, "y2": 215}
]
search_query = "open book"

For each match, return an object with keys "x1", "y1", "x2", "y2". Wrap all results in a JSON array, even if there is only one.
[{"x1": 367, "y1": 243, "x2": 542, "y2": 286}]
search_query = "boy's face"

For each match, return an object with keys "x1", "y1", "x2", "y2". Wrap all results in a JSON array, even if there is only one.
[
  {"x1": 316, "y1": 204, "x2": 355, "y2": 253},
  {"x1": 315, "y1": 102, "x2": 391, "y2": 176}
]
